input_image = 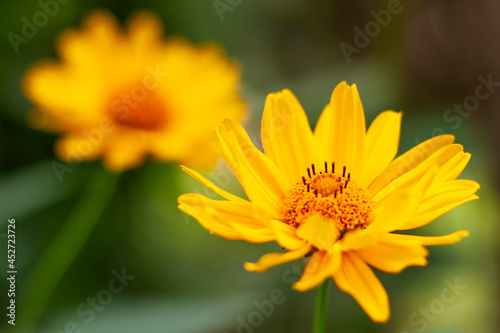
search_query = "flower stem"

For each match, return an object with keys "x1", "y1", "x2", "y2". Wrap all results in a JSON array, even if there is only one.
[
  {"x1": 312, "y1": 279, "x2": 331, "y2": 333},
  {"x1": 19, "y1": 165, "x2": 120, "y2": 332}
]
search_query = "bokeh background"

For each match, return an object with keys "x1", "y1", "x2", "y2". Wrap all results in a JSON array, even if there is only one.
[{"x1": 1, "y1": 0, "x2": 499, "y2": 332}]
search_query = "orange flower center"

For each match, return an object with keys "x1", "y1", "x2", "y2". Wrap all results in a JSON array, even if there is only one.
[
  {"x1": 281, "y1": 163, "x2": 373, "y2": 234},
  {"x1": 108, "y1": 89, "x2": 168, "y2": 130}
]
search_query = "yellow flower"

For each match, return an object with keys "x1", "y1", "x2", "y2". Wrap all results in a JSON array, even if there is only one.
[
  {"x1": 178, "y1": 82, "x2": 479, "y2": 322},
  {"x1": 23, "y1": 10, "x2": 245, "y2": 171}
]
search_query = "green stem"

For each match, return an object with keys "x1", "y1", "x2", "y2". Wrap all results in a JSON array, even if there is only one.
[
  {"x1": 18, "y1": 165, "x2": 120, "y2": 332},
  {"x1": 312, "y1": 279, "x2": 331, "y2": 333}
]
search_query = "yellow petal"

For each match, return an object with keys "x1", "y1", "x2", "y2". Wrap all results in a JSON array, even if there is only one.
[
  {"x1": 178, "y1": 193, "x2": 274, "y2": 242},
  {"x1": 314, "y1": 82, "x2": 366, "y2": 177},
  {"x1": 293, "y1": 245, "x2": 341, "y2": 291},
  {"x1": 357, "y1": 111, "x2": 402, "y2": 187},
  {"x1": 261, "y1": 89, "x2": 318, "y2": 184},
  {"x1": 230, "y1": 223, "x2": 281, "y2": 243},
  {"x1": 244, "y1": 244, "x2": 312, "y2": 273},
  {"x1": 217, "y1": 119, "x2": 289, "y2": 217},
  {"x1": 55, "y1": 134, "x2": 104, "y2": 162},
  {"x1": 433, "y1": 152, "x2": 471, "y2": 183},
  {"x1": 296, "y1": 214, "x2": 340, "y2": 251},
  {"x1": 102, "y1": 130, "x2": 148, "y2": 171},
  {"x1": 59, "y1": 10, "x2": 122, "y2": 67},
  {"x1": 355, "y1": 234, "x2": 428, "y2": 273},
  {"x1": 372, "y1": 144, "x2": 464, "y2": 204},
  {"x1": 180, "y1": 165, "x2": 247, "y2": 203},
  {"x1": 333, "y1": 251, "x2": 390, "y2": 322},
  {"x1": 369, "y1": 135, "x2": 455, "y2": 195},
  {"x1": 387, "y1": 230, "x2": 469, "y2": 246},
  {"x1": 23, "y1": 61, "x2": 105, "y2": 129},
  {"x1": 399, "y1": 181, "x2": 479, "y2": 230},
  {"x1": 369, "y1": 166, "x2": 437, "y2": 233},
  {"x1": 126, "y1": 11, "x2": 164, "y2": 50},
  {"x1": 268, "y1": 220, "x2": 307, "y2": 250},
  {"x1": 178, "y1": 200, "x2": 240, "y2": 240},
  {"x1": 340, "y1": 228, "x2": 379, "y2": 251}
]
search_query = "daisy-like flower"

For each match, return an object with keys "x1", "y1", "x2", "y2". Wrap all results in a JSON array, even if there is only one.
[
  {"x1": 23, "y1": 10, "x2": 244, "y2": 171},
  {"x1": 178, "y1": 82, "x2": 479, "y2": 322}
]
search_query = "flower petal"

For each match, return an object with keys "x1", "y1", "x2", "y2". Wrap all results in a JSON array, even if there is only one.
[
  {"x1": 355, "y1": 234, "x2": 428, "y2": 273},
  {"x1": 369, "y1": 166, "x2": 437, "y2": 233},
  {"x1": 433, "y1": 151, "x2": 471, "y2": 183},
  {"x1": 217, "y1": 119, "x2": 289, "y2": 217},
  {"x1": 372, "y1": 144, "x2": 464, "y2": 204},
  {"x1": 296, "y1": 214, "x2": 340, "y2": 250},
  {"x1": 369, "y1": 134, "x2": 455, "y2": 195},
  {"x1": 178, "y1": 193, "x2": 274, "y2": 242},
  {"x1": 333, "y1": 251, "x2": 390, "y2": 322},
  {"x1": 101, "y1": 130, "x2": 148, "y2": 171},
  {"x1": 293, "y1": 245, "x2": 342, "y2": 291},
  {"x1": 357, "y1": 111, "x2": 402, "y2": 187},
  {"x1": 399, "y1": 180, "x2": 479, "y2": 230},
  {"x1": 55, "y1": 134, "x2": 104, "y2": 162},
  {"x1": 340, "y1": 228, "x2": 379, "y2": 251},
  {"x1": 314, "y1": 82, "x2": 366, "y2": 177},
  {"x1": 387, "y1": 230, "x2": 469, "y2": 246},
  {"x1": 180, "y1": 165, "x2": 247, "y2": 203},
  {"x1": 268, "y1": 220, "x2": 307, "y2": 250},
  {"x1": 126, "y1": 11, "x2": 164, "y2": 51},
  {"x1": 244, "y1": 244, "x2": 312, "y2": 273},
  {"x1": 261, "y1": 89, "x2": 318, "y2": 184}
]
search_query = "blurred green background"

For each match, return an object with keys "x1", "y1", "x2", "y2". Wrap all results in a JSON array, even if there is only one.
[{"x1": 1, "y1": 0, "x2": 499, "y2": 332}]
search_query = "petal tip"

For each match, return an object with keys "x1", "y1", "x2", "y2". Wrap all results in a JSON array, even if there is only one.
[
  {"x1": 292, "y1": 281, "x2": 310, "y2": 292},
  {"x1": 244, "y1": 262, "x2": 261, "y2": 273}
]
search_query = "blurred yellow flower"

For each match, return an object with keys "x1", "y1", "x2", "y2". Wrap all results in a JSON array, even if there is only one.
[
  {"x1": 178, "y1": 82, "x2": 479, "y2": 322},
  {"x1": 23, "y1": 10, "x2": 245, "y2": 171}
]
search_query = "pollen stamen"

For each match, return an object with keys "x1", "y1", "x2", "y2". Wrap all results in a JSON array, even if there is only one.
[{"x1": 281, "y1": 163, "x2": 373, "y2": 235}]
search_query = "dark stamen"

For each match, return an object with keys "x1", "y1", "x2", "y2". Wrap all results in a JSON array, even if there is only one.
[
  {"x1": 343, "y1": 166, "x2": 346, "y2": 177},
  {"x1": 340, "y1": 186, "x2": 343, "y2": 194},
  {"x1": 314, "y1": 189, "x2": 318, "y2": 196},
  {"x1": 324, "y1": 161, "x2": 328, "y2": 173},
  {"x1": 307, "y1": 168, "x2": 311, "y2": 178},
  {"x1": 312, "y1": 164, "x2": 316, "y2": 175},
  {"x1": 334, "y1": 190, "x2": 337, "y2": 198},
  {"x1": 307, "y1": 184, "x2": 310, "y2": 192},
  {"x1": 348, "y1": 173, "x2": 351, "y2": 181},
  {"x1": 302, "y1": 176, "x2": 306, "y2": 185},
  {"x1": 345, "y1": 180, "x2": 349, "y2": 188},
  {"x1": 332, "y1": 162, "x2": 335, "y2": 174}
]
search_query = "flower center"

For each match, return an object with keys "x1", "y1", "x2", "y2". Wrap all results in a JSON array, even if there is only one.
[
  {"x1": 108, "y1": 88, "x2": 168, "y2": 130},
  {"x1": 281, "y1": 162, "x2": 373, "y2": 234}
]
